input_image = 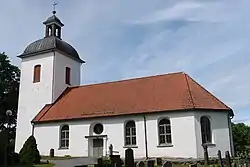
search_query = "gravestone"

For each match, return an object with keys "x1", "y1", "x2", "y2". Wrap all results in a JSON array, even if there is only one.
[
  {"x1": 49, "y1": 148, "x2": 54, "y2": 157},
  {"x1": 225, "y1": 151, "x2": 232, "y2": 167},
  {"x1": 137, "y1": 161, "x2": 145, "y2": 167},
  {"x1": 156, "y1": 158, "x2": 163, "y2": 166},
  {"x1": 163, "y1": 161, "x2": 172, "y2": 167},
  {"x1": 189, "y1": 163, "x2": 197, "y2": 167},
  {"x1": 147, "y1": 160, "x2": 155, "y2": 167},
  {"x1": 97, "y1": 158, "x2": 103, "y2": 167},
  {"x1": 217, "y1": 150, "x2": 223, "y2": 167},
  {"x1": 110, "y1": 155, "x2": 122, "y2": 167},
  {"x1": 125, "y1": 148, "x2": 135, "y2": 167},
  {"x1": 109, "y1": 144, "x2": 113, "y2": 156},
  {"x1": 202, "y1": 144, "x2": 209, "y2": 165}
]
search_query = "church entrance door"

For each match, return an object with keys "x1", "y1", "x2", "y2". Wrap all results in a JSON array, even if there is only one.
[{"x1": 93, "y1": 139, "x2": 103, "y2": 157}]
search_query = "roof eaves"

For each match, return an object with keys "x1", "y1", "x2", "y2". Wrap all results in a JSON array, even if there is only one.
[
  {"x1": 32, "y1": 86, "x2": 76, "y2": 123},
  {"x1": 31, "y1": 104, "x2": 53, "y2": 123},
  {"x1": 188, "y1": 74, "x2": 232, "y2": 110}
]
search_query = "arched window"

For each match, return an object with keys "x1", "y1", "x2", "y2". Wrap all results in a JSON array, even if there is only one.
[
  {"x1": 158, "y1": 118, "x2": 172, "y2": 145},
  {"x1": 65, "y1": 67, "x2": 71, "y2": 85},
  {"x1": 200, "y1": 116, "x2": 212, "y2": 144},
  {"x1": 60, "y1": 125, "x2": 69, "y2": 149},
  {"x1": 33, "y1": 65, "x2": 41, "y2": 83},
  {"x1": 125, "y1": 121, "x2": 136, "y2": 146}
]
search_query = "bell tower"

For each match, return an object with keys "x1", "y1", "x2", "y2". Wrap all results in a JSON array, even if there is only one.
[
  {"x1": 43, "y1": 9, "x2": 64, "y2": 39},
  {"x1": 15, "y1": 8, "x2": 85, "y2": 153}
]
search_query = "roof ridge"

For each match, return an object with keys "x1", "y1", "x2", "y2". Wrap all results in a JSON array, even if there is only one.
[
  {"x1": 184, "y1": 73, "x2": 195, "y2": 108},
  {"x1": 186, "y1": 74, "x2": 232, "y2": 110},
  {"x1": 71, "y1": 71, "x2": 185, "y2": 89}
]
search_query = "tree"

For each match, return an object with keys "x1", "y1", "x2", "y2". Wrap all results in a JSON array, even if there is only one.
[
  {"x1": 0, "y1": 52, "x2": 20, "y2": 152},
  {"x1": 19, "y1": 135, "x2": 41, "y2": 165},
  {"x1": 232, "y1": 122, "x2": 250, "y2": 154}
]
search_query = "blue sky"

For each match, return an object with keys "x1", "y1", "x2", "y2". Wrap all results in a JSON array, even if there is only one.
[{"x1": 0, "y1": 0, "x2": 249, "y2": 123}]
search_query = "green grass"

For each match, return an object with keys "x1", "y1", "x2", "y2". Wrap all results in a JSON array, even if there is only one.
[
  {"x1": 34, "y1": 163, "x2": 55, "y2": 167},
  {"x1": 11, "y1": 163, "x2": 55, "y2": 167},
  {"x1": 41, "y1": 155, "x2": 74, "y2": 160}
]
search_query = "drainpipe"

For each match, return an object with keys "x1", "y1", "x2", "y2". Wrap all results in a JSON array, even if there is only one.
[
  {"x1": 228, "y1": 114, "x2": 235, "y2": 157},
  {"x1": 143, "y1": 115, "x2": 148, "y2": 159},
  {"x1": 31, "y1": 123, "x2": 35, "y2": 136}
]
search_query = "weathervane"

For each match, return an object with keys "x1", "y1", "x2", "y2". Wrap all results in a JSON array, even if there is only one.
[{"x1": 52, "y1": 1, "x2": 58, "y2": 15}]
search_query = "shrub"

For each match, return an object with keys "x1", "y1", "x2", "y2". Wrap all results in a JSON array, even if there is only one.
[
  {"x1": 19, "y1": 135, "x2": 41, "y2": 164},
  {"x1": 8, "y1": 152, "x2": 20, "y2": 165}
]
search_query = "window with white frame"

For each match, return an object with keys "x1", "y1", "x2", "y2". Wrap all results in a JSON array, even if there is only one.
[
  {"x1": 125, "y1": 120, "x2": 136, "y2": 146},
  {"x1": 200, "y1": 116, "x2": 212, "y2": 144},
  {"x1": 60, "y1": 125, "x2": 69, "y2": 149},
  {"x1": 158, "y1": 118, "x2": 172, "y2": 145}
]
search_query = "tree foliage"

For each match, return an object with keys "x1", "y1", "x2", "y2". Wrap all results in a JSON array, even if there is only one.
[
  {"x1": 19, "y1": 135, "x2": 41, "y2": 164},
  {"x1": 0, "y1": 52, "x2": 20, "y2": 146},
  {"x1": 232, "y1": 122, "x2": 250, "y2": 154}
]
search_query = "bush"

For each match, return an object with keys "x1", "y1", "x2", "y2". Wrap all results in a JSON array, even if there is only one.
[
  {"x1": 19, "y1": 135, "x2": 41, "y2": 164},
  {"x1": 8, "y1": 152, "x2": 20, "y2": 165}
]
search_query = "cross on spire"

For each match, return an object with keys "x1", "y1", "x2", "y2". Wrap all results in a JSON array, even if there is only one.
[{"x1": 52, "y1": 1, "x2": 58, "y2": 15}]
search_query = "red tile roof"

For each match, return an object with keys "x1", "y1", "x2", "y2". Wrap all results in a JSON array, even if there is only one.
[{"x1": 32, "y1": 72, "x2": 232, "y2": 123}]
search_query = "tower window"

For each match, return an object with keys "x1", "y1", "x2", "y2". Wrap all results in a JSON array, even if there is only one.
[
  {"x1": 33, "y1": 65, "x2": 41, "y2": 83},
  {"x1": 65, "y1": 67, "x2": 71, "y2": 85}
]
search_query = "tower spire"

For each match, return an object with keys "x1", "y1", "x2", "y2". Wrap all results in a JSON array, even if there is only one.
[
  {"x1": 52, "y1": 1, "x2": 58, "y2": 15},
  {"x1": 43, "y1": 1, "x2": 64, "y2": 39}
]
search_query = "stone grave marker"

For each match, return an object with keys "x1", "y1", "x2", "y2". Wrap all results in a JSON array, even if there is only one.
[{"x1": 163, "y1": 161, "x2": 172, "y2": 167}]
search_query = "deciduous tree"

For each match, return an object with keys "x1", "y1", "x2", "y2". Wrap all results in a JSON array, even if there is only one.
[
  {"x1": 232, "y1": 122, "x2": 250, "y2": 154},
  {"x1": 0, "y1": 52, "x2": 20, "y2": 151}
]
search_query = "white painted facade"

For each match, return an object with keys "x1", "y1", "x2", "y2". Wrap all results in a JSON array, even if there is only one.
[
  {"x1": 15, "y1": 51, "x2": 81, "y2": 153},
  {"x1": 33, "y1": 111, "x2": 232, "y2": 159}
]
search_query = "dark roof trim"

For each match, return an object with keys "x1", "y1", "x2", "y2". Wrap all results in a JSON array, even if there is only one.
[
  {"x1": 31, "y1": 87, "x2": 74, "y2": 123},
  {"x1": 32, "y1": 108, "x2": 232, "y2": 124},
  {"x1": 18, "y1": 48, "x2": 85, "y2": 63},
  {"x1": 32, "y1": 104, "x2": 53, "y2": 123}
]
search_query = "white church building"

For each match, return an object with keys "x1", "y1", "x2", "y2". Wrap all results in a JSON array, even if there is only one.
[{"x1": 15, "y1": 12, "x2": 235, "y2": 159}]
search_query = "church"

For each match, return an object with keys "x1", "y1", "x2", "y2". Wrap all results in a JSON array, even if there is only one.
[{"x1": 15, "y1": 11, "x2": 235, "y2": 159}]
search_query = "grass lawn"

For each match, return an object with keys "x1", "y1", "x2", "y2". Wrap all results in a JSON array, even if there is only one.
[
  {"x1": 41, "y1": 155, "x2": 74, "y2": 160},
  {"x1": 11, "y1": 163, "x2": 55, "y2": 167},
  {"x1": 34, "y1": 163, "x2": 54, "y2": 167}
]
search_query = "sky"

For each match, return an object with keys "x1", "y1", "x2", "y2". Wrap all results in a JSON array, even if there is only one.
[{"x1": 0, "y1": 0, "x2": 249, "y2": 124}]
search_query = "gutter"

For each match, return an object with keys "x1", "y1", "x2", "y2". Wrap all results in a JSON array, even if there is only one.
[
  {"x1": 228, "y1": 114, "x2": 235, "y2": 157},
  {"x1": 31, "y1": 123, "x2": 35, "y2": 136},
  {"x1": 143, "y1": 115, "x2": 148, "y2": 159}
]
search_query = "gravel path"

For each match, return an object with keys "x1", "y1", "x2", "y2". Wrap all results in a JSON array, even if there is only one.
[{"x1": 49, "y1": 157, "x2": 97, "y2": 167}]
